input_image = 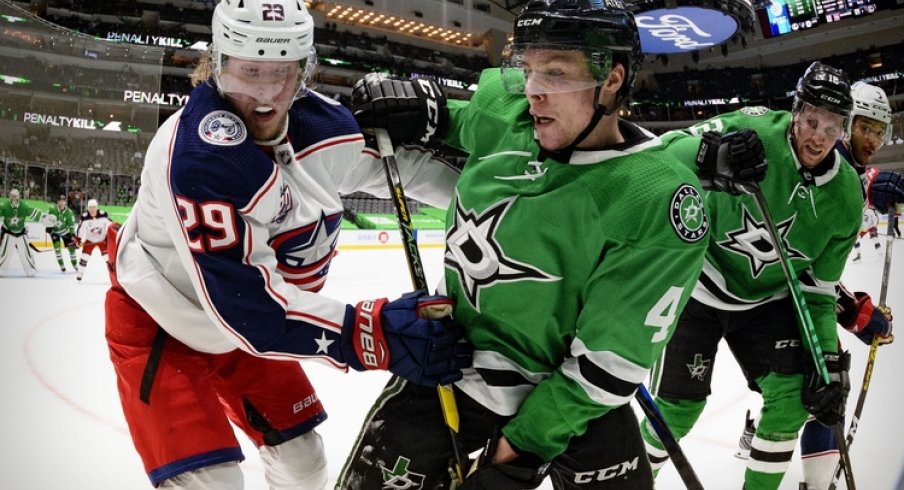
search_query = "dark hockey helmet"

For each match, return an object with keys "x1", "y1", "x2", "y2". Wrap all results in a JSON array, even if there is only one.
[
  {"x1": 792, "y1": 62, "x2": 853, "y2": 120},
  {"x1": 503, "y1": 0, "x2": 641, "y2": 105}
]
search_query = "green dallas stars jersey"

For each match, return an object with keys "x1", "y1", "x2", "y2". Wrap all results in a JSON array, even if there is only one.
[
  {"x1": 659, "y1": 107, "x2": 863, "y2": 355},
  {"x1": 441, "y1": 69, "x2": 709, "y2": 461},
  {"x1": 0, "y1": 199, "x2": 42, "y2": 234},
  {"x1": 47, "y1": 204, "x2": 77, "y2": 236}
]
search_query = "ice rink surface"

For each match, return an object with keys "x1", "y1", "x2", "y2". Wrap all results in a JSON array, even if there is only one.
[{"x1": 1, "y1": 232, "x2": 902, "y2": 490}]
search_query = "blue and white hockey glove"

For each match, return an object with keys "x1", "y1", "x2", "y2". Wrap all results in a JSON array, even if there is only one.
[
  {"x1": 696, "y1": 129, "x2": 767, "y2": 195},
  {"x1": 352, "y1": 73, "x2": 449, "y2": 145},
  {"x1": 341, "y1": 291, "x2": 472, "y2": 386},
  {"x1": 837, "y1": 290, "x2": 893, "y2": 345},
  {"x1": 866, "y1": 169, "x2": 904, "y2": 214}
]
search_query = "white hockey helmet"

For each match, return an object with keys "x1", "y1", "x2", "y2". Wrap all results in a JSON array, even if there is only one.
[
  {"x1": 211, "y1": 0, "x2": 317, "y2": 102},
  {"x1": 87, "y1": 199, "x2": 98, "y2": 209},
  {"x1": 850, "y1": 81, "x2": 892, "y2": 143},
  {"x1": 9, "y1": 188, "x2": 19, "y2": 205},
  {"x1": 212, "y1": 0, "x2": 314, "y2": 61}
]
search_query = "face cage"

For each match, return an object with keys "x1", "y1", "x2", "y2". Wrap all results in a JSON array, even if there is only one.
[
  {"x1": 500, "y1": 45, "x2": 611, "y2": 95},
  {"x1": 212, "y1": 48, "x2": 318, "y2": 104}
]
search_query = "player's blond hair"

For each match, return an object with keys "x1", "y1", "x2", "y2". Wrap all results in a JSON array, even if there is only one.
[{"x1": 190, "y1": 51, "x2": 213, "y2": 87}]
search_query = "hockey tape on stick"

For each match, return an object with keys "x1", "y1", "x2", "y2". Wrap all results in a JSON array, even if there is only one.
[{"x1": 373, "y1": 128, "x2": 469, "y2": 484}]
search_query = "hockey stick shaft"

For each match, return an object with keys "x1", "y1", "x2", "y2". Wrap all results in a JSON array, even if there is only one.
[
  {"x1": 751, "y1": 188, "x2": 829, "y2": 382},
  {"x1": 828, "y1": 210, "x2": 896, "y2": 490},
  {"x1": 373, "y1": 129, "x2": 468, "y2": 484},
  {"x1": 636, "y1": 384, "x2": 704, "y2": 490},
  {"x1": 751, "y1": 187, "x2": 855, "y2": 489}
]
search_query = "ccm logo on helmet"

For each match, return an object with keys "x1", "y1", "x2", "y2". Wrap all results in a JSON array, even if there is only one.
[{"x1": 516, "y1": 18, "x2": 543, "y2": 27}]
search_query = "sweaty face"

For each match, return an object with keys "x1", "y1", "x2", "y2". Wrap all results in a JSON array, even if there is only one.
[
  {"x1": 219, "y1": 58, "x2": 302, "y2": 141},
  {"x1": 849, "y1": 116, "x2": 888, "y2": 165},
  {"x1": 522, "y1": 50, "x2": 601, "y2": 151},
  {"x1": 792, "y1": 104, "x2": 846, "y2": 168}
]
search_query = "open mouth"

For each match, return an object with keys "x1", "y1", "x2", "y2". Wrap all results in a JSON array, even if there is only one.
[
  {"x1": 254, "y1": 106, "x2": 276, "y2": 122},
  {"x1": 533, "y1": 115, "x2": 554, "y2": 126},
  {"x1": 803, "y1": 144, "x2": 824, "y2": 159}
]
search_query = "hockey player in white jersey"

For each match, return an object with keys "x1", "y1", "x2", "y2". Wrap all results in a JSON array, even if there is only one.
[
  {"x1": 104, "y1": 0, "x2": 470, "y2": 488},
  {"x1": 74, "y1": 199, "x2": 113, "y2": 281}
]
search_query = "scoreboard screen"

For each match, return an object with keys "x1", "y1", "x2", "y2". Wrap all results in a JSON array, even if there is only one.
[{"x1": 757, "y1": 0, "x2": 880, "y2": 38}]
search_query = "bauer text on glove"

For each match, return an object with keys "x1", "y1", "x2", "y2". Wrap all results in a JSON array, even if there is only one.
[{"x1": 340, "y1": 291, "x2": 472, "y2": 386}]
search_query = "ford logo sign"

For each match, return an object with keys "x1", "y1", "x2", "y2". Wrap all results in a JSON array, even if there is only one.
[{"x1": 635, "y1": 7, "x2": 738, "y2": 54}]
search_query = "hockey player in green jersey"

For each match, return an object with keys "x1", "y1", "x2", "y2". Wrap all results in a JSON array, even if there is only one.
[
  {"x1": 339, "y1": 1, "x2": 763, "y2": 488},
  {"x1": 0, "y1": 189, "x2": 43, "y2": 277},
  {"x1": 43, "y1": 195, "x2": 79, "y2": 272},
  {"x1": 641, "y1": 62, "x2": 864, "y2": 490}
]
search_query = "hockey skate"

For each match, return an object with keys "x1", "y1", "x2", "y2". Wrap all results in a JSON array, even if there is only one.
[{"x1": 734, "y1": 409, "x2": 756, "y2": 460}]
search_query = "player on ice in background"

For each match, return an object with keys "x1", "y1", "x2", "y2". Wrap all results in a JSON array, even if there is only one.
[
  {"x1": 734, "y1": 81, "x2": 899, "y2": 490},
  {"x1": 0, "y1": 188, "x2": 42, "y2": 277},
  {"x1": 44, "y1": 194, "x2": 79, "y2": 272},
  {"x1": 74, "y1": 198, "x2": 113, "y2": 282},
  {"x1": 104, "y1": 0, "x2": 470, "y2": 488},
  {"x1": 851, "y1": 206, "x2": 880, "y2": 262},
  {"x1": 338, "y1": 1, "x2": 762, "y2": 487},
  {"x1": 641, "y1": 62, "x2": 864, "y2": 490}
]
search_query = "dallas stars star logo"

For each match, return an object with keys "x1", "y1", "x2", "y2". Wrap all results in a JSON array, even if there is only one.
[
  {"x1": 444, "y1": 195, "x2": 559, "y2": 311},
  {"x1": 687, "y1": 353, "x2": 711, "y2": 381},
  {"x1": 381, "y1": 456, "x2": 425, "y2": 489},
  {"x1": 717, "y1": 205, "x2": 807, "y2": 278}
]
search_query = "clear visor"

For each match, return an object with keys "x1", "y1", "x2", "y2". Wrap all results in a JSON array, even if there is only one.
[
  {"x1": 794, "y1": 102, "x2": 848, "y2": 143},
  {"x1": 214, "y1": 51, "x2": 317, "y2": 105},
  {"x1": 500, "y1": 44, "x2": 610, "y2": 95}
]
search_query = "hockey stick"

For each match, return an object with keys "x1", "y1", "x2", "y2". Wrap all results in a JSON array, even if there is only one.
[
  {"x1": 373, "y1": 128, "x2": 469, "y2": 485},
  {"x1": 750, "y1": 187, "x2": 856, "y2": 490},
  {"x1": 636, "y1": 384, "x2": 704, "y2": 490},
  {"x1": 827, "y1": 210, "x2": 896, "y2": 490}
]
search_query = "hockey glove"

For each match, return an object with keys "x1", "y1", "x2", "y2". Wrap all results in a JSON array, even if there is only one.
[
  {"x1": 865, "y1": 169, "x2": 904, "y2": 214},
  {"x1": 341, "y1": 291, "x2": 472, "y2": 386},
  {"x1": 460, "y1": 436, "x2": 549, "y2": 490},
  {"x1": 352, "y1": 73, "x2": 449, "y2": 145},
  {"x1": 837, "y1": 290, "x2": 893, "y2": 345},
  {"x1": 801, "y1": 351, "x2": 851, "y2": 426},
  {"x1": 696, "y1": 129, "x2": 767, "y2": 195}
]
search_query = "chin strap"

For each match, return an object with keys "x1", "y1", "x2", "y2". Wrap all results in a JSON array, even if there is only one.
[{"x1": 537, "y1": 86, "x2": 611, "y2": 163}]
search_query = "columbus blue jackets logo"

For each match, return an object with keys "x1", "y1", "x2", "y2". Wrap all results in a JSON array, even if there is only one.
[
  {"x1": 669, "y1": 185, "x2": 708, "y2": 243},
  {"x1": 268, "y1": 211, "x2": 342, "y2": 290},
  {"x1": 198, "y1": 110, "x2": 247, "y2": 146},
  {"x1": 445, "y1": 195, "x2": 559, "y2": 310}
]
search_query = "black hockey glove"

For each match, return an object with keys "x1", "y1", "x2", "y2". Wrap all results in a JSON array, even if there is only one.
[
  {"x1": 837, "y1": 289, "x2": 894, "y2": 345},
  {"x1": 341, "y1": 291, "x2": 472, "y2": 386},
  {"x1": 696, "y1": 129, "x2": 767, "y2": 195},
  {"x1": 801, "y1": 351, "x2": 851, "y2": 426},
  {"x1": 866, "y1": 169, "x2": 904, "y2": 214},
  {"x1": 352, "y1": 73, "x2": 449, "y2": 145},
  {"x1": 460, "y1": 436, "x2": 549, "y2": 490}
]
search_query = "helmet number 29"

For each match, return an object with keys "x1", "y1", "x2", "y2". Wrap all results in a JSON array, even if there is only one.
[
  {"x1": 644, "y1": 286, "x2": 685, "y2": 343},
  {"x1": 262, "y1": 3, "x2": 286, "y2": 21}
]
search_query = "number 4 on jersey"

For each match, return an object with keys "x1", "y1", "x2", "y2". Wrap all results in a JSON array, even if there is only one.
[{"x1": 645, "y1": 286, "x2": 685, "y2": 343}]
